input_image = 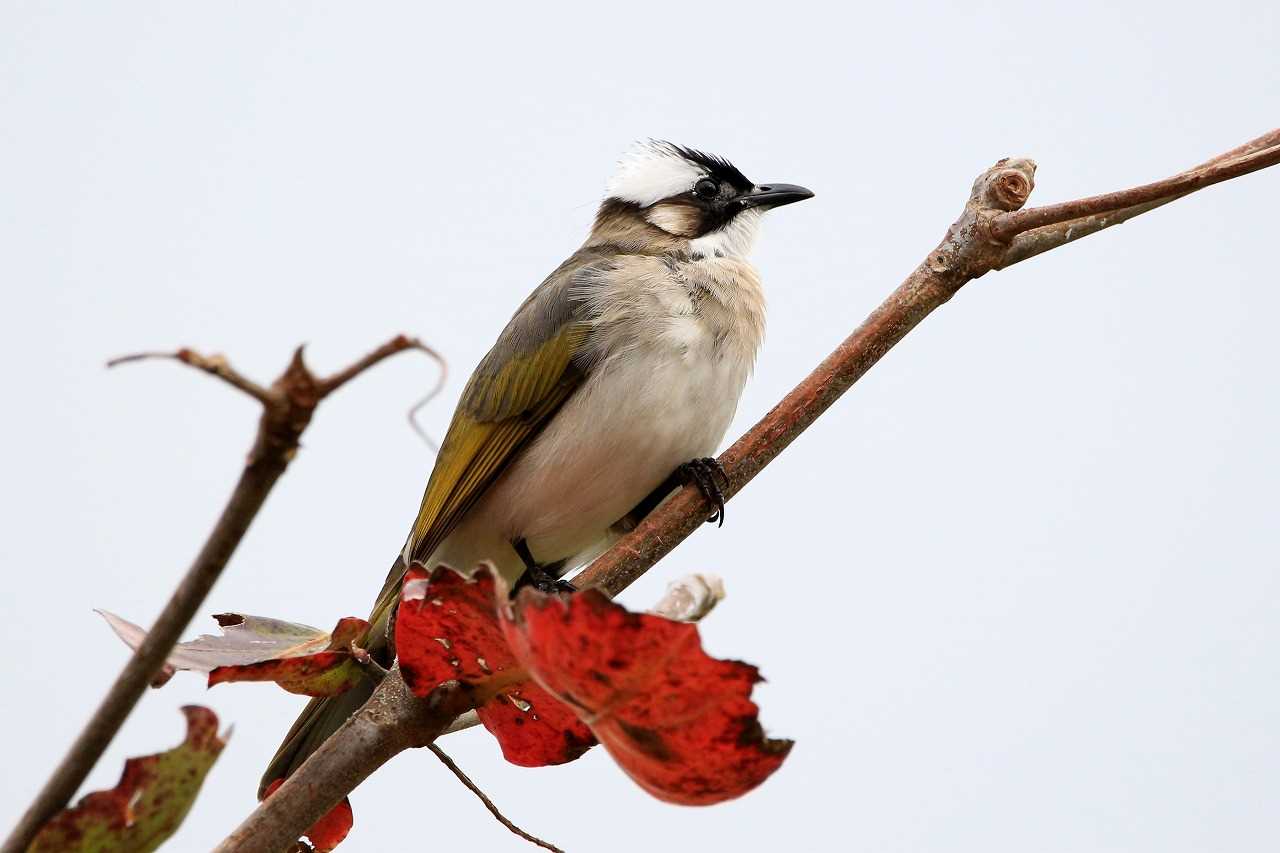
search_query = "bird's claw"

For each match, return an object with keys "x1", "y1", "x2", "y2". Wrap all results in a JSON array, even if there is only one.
[
  {"x1": 678, "y1": 457, "x2": 729, "y2": 527},
  {"x1": 512, "y1": 555, "x2": 577, "y2": 597},
  {"x1": 526, "y1": 566, "x2": 577, "y2": 595}
]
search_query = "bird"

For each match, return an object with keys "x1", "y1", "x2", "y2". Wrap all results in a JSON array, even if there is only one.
[{"x1": 261, "y1": 141, "x2": 813, "y2": 792}]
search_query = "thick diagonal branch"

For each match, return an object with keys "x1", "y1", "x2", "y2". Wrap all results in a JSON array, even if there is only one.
[{"x1": 3, "y1": 335, "x2": 441, "y2": 853}]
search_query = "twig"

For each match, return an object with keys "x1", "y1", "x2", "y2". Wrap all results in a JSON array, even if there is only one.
[
  {"x1": 106, "y1": 348, "x2": 274, "y2": 405},
  {"x1": 428, "y1": 745, "x2": 565, "y2": 853},
  {"x1": 998, "y1": 127, "x2": 1280, "y2": 268},
  {"x1": 3, "y1": 335, "x2": 442, "y2": 853},
  {"x1": 317, "y1": 335, "x2": 445, "y2": 397},
  {"x1": 407, "y1": 347, "x2": 449, "y2": 454},
  {"x1": 350, "y1": 644, "x2": 389, "y2": 680},
  {"x1": 991, "y1": 129, "x2": 1280, "y2": 241},
  {"x1": 214, "y1": 129, "x2": 1278, "y2": 852}
]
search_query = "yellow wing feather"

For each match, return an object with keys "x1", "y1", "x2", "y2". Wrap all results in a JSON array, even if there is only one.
[{"x1": 363, "y1": 322, "x2": 588, "y2": 631}]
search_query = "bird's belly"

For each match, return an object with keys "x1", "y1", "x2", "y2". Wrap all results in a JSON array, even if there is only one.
[{"x1": 450, "y1": 343, "x2": 749, "y2": 579}]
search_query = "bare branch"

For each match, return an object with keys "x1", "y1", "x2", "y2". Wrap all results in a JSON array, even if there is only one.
[
  {"x1": 428, "y1": 746, "x2": 564, "y2": 853},
  {"x1": 998, "y1": 127, "x2": 1280, "y2": 268},
  {"x1": 106, "y1": 348, "x2": 274, "y2": 405},
  {"x1": 997, "y1": 195, "x2": 1180, "y2": 268},
  {"x1": 316, "y1": 334, "x2": 445, "y2": 398},
  {"x1": 214, "y1": 130, "x2": 1279, "y2": 852},
  {"x1": 3, "y1": 334, "x2": 436, "y2": 853},
  {"x1": 992, "y1": 127, "x2": 1280, "y2": 242}
]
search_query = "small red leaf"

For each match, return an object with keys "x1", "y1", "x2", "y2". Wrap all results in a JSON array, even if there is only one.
[
  {"x1": 500, "y1": 586, "x2": 792, "y2": 805},
  {"x1": 262, "y1": 779, "x2": 352, "y2": 852},
  {"x1": 396, "y1": 566, "x2": 519, "y2": 696},
  {"x1": 477, "y1": 681, "x2": 596, "y2": 767},
  {"x1": 208, "y1": 617, "x2": 370, "y2": 697},
  {"x1": 29, "y1": 706, "x2": 228, "y2": 852},
  {"x1": 397, "y1": 565, "x2": 597, "y2": 767}
]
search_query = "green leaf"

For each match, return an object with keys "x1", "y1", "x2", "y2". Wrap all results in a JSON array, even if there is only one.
[{"x1": 28, "y1": 706, "x2": 228, "y2": 853}]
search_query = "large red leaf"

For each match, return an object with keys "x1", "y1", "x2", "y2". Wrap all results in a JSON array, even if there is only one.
[
  {"x1": 396, "y1": 566, "x2": 518, "y2": 695},
  {"x1": 29, "y1": 707, "x2": 228, "y2": 852},
  {"x1": 499, "y1": 586, "x2": 792, "y2": 805},
  {"x1": 261, "y1": 779, "x2": 352, "y2": 852},
  {"x1": 476, "y1": 681, "x2": 596, "y2": 767},
  {"x1": 207, "y1": 616, "x2": 370, "y2": 697},
  {"x1": 397, "y1": 565, "x2": 596, "y2": 766}
]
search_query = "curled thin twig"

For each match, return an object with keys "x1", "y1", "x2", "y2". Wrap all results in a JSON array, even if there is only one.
[
  {"x1": 428, "y1": 745, "x2": 565, "y2": 853},
  {"x1": 407, "y1": 346, "x2": 449, "y2": 454}
]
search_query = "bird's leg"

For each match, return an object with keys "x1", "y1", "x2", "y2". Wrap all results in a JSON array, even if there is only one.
[
  {"x1": 615, "y1": 456, "x2": 730, "y2": 531},
  {"x1": 678, "y1": 457, "x2": 729, "y2": 526},
  {"x1": 511, "y1": 538, "x2": 576, "y2": 595}
]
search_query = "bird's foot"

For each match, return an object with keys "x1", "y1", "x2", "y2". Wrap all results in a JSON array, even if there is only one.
[
  {"x1": 515, "y1": 564, "x2": 577, "y2": 596},
  {"x1": 677, "y1": 457, "x2": 729, "y2": 527},
  {"x1": 511, "y1": 539, "x2": 576, "y2": 595}
]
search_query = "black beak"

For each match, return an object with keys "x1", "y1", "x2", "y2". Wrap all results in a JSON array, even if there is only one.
[{"x1": 730, "y1": 182, "x2": 814, "y2": 212}]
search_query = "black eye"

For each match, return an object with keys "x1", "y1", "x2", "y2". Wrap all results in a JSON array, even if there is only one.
[{"x1": 694, "y1": 178, "x2": 718, "y2": 199}]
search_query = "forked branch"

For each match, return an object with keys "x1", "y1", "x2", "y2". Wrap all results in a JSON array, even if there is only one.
[{"x1": 3, "y1": 335, "x2": 444, "y2": 853}]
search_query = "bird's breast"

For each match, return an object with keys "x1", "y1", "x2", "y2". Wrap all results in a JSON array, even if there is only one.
[{"x1": 470, "y1": 255, "x2": 765, "y2": 567}]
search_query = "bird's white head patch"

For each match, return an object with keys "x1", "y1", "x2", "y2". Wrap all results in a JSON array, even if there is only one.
[{"x1": 605, "y1": 140, "x2": 710, "y2": 208}]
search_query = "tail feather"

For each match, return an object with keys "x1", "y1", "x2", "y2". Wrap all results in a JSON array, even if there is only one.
[
  {"x1": 259, "y1": 682, "x2": 376, "y2": 798},
  {"x1": 259, "y1": 555, "x2": 409, "y2": 797}
]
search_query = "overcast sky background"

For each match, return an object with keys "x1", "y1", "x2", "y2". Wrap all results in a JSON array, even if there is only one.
[{"x1": 2, "y1": 3, "x2": 1277, "y2": 851}]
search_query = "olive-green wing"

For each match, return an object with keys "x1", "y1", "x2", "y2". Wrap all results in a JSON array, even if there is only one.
[
  {"x1": 405, "y1": 322, "x2": 586, "y2": 563},
  {"x1": 265, "y1": 254, "x2": 608, "y2": 795},
  {"x1": 364, "y1": 253, "x2": 610, "y2": 625}
]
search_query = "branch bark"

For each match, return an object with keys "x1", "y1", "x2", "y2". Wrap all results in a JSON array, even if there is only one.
[
  {"x1": 213, "y1": 128, "x2": 1278, "y2": 853},
  {"x1": 3, "y1": 335, "x2": 442, "y2": 853}
]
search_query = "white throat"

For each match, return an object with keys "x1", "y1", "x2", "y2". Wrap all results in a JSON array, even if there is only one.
[{"x1": 689, "y1": 208, "x2": 764, "y2": 258}]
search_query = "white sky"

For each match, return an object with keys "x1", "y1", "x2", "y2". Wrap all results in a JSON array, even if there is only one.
[{"x1": 2, "y1": 2, "x2": 1277, "y2": 851}]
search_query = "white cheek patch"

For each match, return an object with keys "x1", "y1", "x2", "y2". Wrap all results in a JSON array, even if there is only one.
[{"x1": 606, "y1": 140, "x2": 704, "y2": 207}]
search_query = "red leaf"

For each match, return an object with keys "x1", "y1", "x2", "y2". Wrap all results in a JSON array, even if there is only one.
[
  {"x1": 29, "y1": 706, "x2": 228, "y2": 852},
  {"x1": 397, "y1": 565, "x2": 596, "y2": 766},
  {"x1": 477, "y1": 681, "x2": 596, "y2": 767},
  {"x1": 208, "y1": 617, "x2": 370, "y2": 697},
  {"x1": 262, "y1": 779, "x2": 353, "y2": 852},
  {"x1": 500, "y1": 586, "x2": 792, "y2": 805},
  {"x1": 396, "y1": 566, "x2": 518, "y2": 696}
]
